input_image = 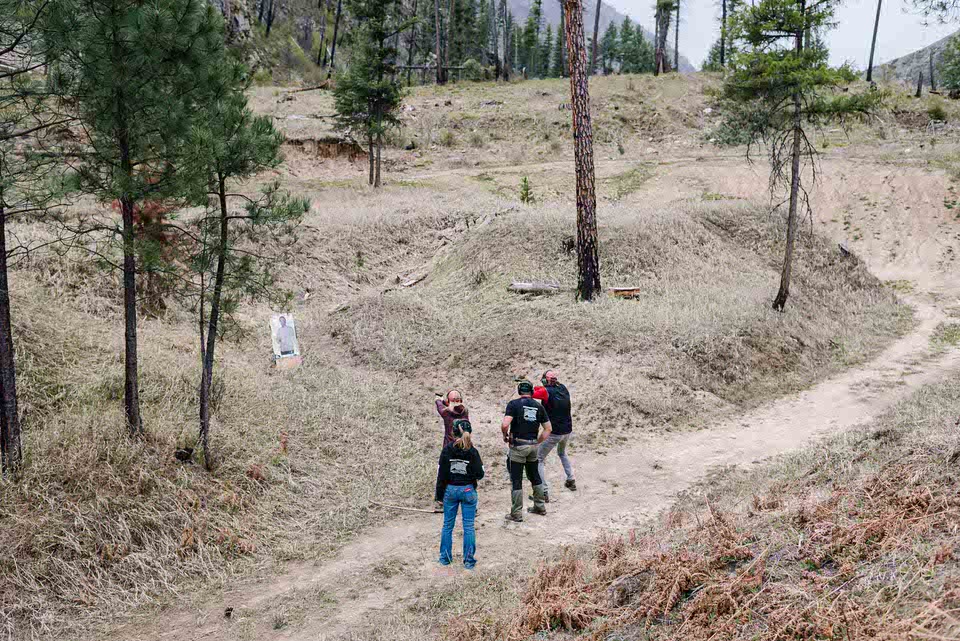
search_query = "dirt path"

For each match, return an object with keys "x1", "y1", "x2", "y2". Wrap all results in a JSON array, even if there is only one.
[{"x1": 104, "y1": 155, "x2": 960, "y2": 641}]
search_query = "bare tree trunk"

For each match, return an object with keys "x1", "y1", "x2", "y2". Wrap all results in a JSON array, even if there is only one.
[
  {"x1": 654, "y1": 3, "x2": 671, "y2": 75},
  {"x1": 589, "y1": 0, "x2": 601, "y2": 74},
  {"x1": 317, "y1": 0, "x2": 329, "y2": 66},
  {"x1": 265, "y1": 0, "x2": 276, "y2": 37},
  {"x1": 491, "y1": 0, "x2": 500, "y2": 79},
  {"x1": 720, "y1": 0, "x2": 726, "y2": 67},
  {"x1": 199, "y1": 178, "x2": 230, "y2": 471},
  {"x1": 0, "y1": 207, "x2": 22, "y2": 477},
  {"x1": 930, "y1": 50, "x2": 937, "y2": 91},
  {"x1": 558, "y1": 1, "x2": 566, "y2": 76},
  {"x1": 375, "y1": 132, "x2": 382, "y2": 187},
  {"x1": 368, "y1": 136, "x2": 375, "y2": 185},
  {"x1": 673, "y1": 0, "x2": 679, "y2": 71},
  {"x1": 406, "y1": 0, "x2": 418, "y2": 84},
  {"x1": 773, "y1": 1, "x2": 805, "y2": 312},
  {"x1": 916, "y1": 70, "x2": 924, "y2": 97},
  {"x1": 866, "y1": 0, "x2": 881, "y2": 82},
  {"x1": 435, "y1": 0, "x2": 444, "y2": 83},
  {"x1": 328, "y1": 0, "x2": 343, "y2": 74},
  {"x1": 120, "y1": 195, "x2": 143, "y2": 436},
  {"x1": 563, "y1": 0, "x2": 601, "y2": 301},
  {"x1": 445, "y1": 0, "x2": 455, "y2": 79}
]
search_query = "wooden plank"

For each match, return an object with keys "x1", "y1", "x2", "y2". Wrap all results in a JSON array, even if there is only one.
[{"x1": 610, "y1": 287, "x2": 643, "y2": 298}]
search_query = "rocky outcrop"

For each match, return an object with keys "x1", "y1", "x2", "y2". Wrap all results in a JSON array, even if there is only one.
[{"x1": 877, "y1": 30, "x2": 959, "y2": 87}]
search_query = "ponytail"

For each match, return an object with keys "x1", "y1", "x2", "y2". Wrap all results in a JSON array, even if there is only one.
[{"x1": 456, "y1": 431, "x2": 473, "y2": 450}]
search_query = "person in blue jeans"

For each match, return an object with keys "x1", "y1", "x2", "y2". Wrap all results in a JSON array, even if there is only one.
[{"x1": 437, "y1": 419, "x2": 485, "y2": 569}]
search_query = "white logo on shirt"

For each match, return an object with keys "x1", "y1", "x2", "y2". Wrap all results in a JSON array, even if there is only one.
[
  {"x1": 450, "y1": 460, "x2": 468, "y2": 475},
  {"x1": 523, "y1": 406, "x2": 538, "y2": 422}
]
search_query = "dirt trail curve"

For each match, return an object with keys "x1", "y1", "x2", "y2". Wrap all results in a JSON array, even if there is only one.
[{"x1": 106, "y1": 156, "x2": 960, "y2": 641}]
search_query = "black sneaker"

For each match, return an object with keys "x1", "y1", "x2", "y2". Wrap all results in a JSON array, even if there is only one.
[
  {"x1": 565, "y1": 480, "x2": 577, "y2": 491},
  {"x1": 527, "y1": 506, "x2": 547, "y2": 516},
  {"x1": 504, "y1": 513, "x2": 523, "y2": 523},
  {"x1": 528, "y1": 493, "x2": 550, "y2": 503}
]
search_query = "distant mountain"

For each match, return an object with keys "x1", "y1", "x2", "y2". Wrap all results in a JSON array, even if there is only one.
[
  {"x1": 877, "y1": 30, "x2": 958, "y2": 86},
  {"x1": 507, "y1": 0, "x2": 696, "y2": 73}
]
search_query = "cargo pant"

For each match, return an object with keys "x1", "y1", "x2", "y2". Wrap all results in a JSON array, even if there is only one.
[
  {"x1": 509, "y1": 441, "x2": 546, "y2": 518},
  {"x1": 538, "y1": 433, "x2": 574, "y2": 493}
]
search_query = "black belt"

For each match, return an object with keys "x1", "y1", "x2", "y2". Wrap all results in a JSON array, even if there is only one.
[{"x1": 512, "y1": 438, "x2": 538, "y2": 445}]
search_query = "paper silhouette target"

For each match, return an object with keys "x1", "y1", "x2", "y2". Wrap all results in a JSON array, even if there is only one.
[{"x1": 271, "y1": 314, "x2": 300, "y2": 358}]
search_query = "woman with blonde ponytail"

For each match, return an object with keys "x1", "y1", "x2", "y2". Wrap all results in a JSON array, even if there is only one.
[{"x1": 437, "y1": 419, "x2": 484, "y2": 569}]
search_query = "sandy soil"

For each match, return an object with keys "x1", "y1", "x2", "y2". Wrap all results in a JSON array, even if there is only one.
[{"x1": 98, "y1": 149, "x2": 960, "y2": 641}]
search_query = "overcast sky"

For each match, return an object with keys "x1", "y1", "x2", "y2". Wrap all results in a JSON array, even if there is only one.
[{"x1": 604, "y1": 0, "x2": 959, "y2": 69}]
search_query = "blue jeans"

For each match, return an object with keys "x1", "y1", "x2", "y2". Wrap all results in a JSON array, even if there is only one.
[{"x1": 439, "y1": 485, "x2": 478, "y2": 569}]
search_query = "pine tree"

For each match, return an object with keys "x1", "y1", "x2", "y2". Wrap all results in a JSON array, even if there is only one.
[
  {"x1": 637, "y1": 28, "x2": 655, "y2": 72},
  {"x1": 618, "y1": 18, "x2": 633, "y2": 70},
  {"x1": 540, "y1": 23, "x2": 553, "y2": 77},
  {"x1": 183, "y1": 64, "x2": 309, "y2": 468},
  {"x1": 0, "y1": 0, "x2": 68, "y2": 476},
  {"x1": 720, "y1": 0, "x2": 883, "y2": 310},
  {"x1": 334, "y1": 0, "x2": 406, "y2": 187},
  {"x1": 551, "y1": 19, "x2": 565, "y2": 76},
  {"x1": 48, "y1": 0, "x2": 228, "y2": 437},
  {"x1": 600, "y1": 20, "x2": 618, "y2": 72}
]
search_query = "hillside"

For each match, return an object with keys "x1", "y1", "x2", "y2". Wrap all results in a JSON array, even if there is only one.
[
  {"x1": 6, "y1": 68, "x2": 960, "y2": 641},
  {"x1": 878, "y1": 29, "x2": 956, "y2": 86},
  {"x1": 507, "y1": 0, "x2": 697, "y2": 72}
]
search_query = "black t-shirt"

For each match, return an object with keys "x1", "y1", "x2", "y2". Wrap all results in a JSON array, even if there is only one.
[
  {"x1": 505, "y1": 397, "x2": 548, "y2": 440},
  {"x1": 543, "y1": 383, "x2": 572, "y2": 435},
  {"x1": 437, "y1": 444, "x2": 485, "y2": 491}
]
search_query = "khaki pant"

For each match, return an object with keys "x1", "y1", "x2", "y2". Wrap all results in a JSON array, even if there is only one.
[{"x1": 509, "y1": 442, "x2": 545, "y2": 517}]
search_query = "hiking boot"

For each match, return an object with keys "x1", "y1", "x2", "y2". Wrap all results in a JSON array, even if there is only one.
[
  {"x1": 527, "y1": 505, "x2": 547, "y2": 516},
  {"x1": 528, "y1": 492, "x2": 550, "y2": 503},
  {"x1": 565, "y1": 479, "x2": 577, "y2": 491},
  {"x1": 504, "y1": 513, "x2": 523, "y2": 523},
  {"x1": 434, "y1": 501, "x2": 444, "y2": 513}
]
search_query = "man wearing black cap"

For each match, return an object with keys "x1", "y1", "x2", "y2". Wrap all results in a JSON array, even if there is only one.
[{"x1": 501, "y1": 380, "x2": 552, "y2": 522}]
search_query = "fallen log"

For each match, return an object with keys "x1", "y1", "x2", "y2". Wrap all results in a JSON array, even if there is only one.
[{"x1": 508, "y1": 281, "x2": 563, "y2": 294}]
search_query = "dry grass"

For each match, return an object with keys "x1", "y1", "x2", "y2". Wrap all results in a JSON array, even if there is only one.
[
  {"x1": 330, "y1": 199, "x2": 910, "y2": 437},
  {"x1": 447, "y1": 373, "x2": 960, "y2": 641},
  {"x1": 0, "y1": 266, "x2": 436, "y2": 639}
]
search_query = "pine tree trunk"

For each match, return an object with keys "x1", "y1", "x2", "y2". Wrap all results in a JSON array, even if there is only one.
[
  {"x1": 930, "y1": 51, "x2": 937, "y2": 91},
  {"x1": 435, "y1": 0, "x2": 444, "y2": 83},
  {"x1": 406, "y1": 0, "x2": 418, "y2": 84},
  {"x1": 120, "y1": 194, "x2": 143, "y2": 436},
  {"x1": 720, "y1": 0, "x2": 726, "y2": 67},
  {"x1": 445, "y1": 0, "x2": 455, "y2": 77},
  {"x1": 199, "y1": 178, "x2": 229, "y2": 471},
  {"x1": 317, "y1": 0, "x2": 329, "y2": 66},
  {"x1": 492, "y1": 0, "x2": 500, "y2": 79},
  {"x1": 368, "y1": 136, "x2": 375, "y2": 185},
  {"x1": 265, "y1": 0, "x2": 275, "y2": 36},
  {"x1": 589, "y1": 0, "x2": 600, "y2": 74},
  {"x1": 563, "y1": 0, "x2": 601, "y2": 301},
  {"x1": 866, "y1": 0, "x2": 881, "y2": 82},
  {"x1": 0, "y1": 207, "x2": 22, "y2": 477},
  {"x1": 375, "y1": 132, "x2": 382, "y2": 187},
  {"x1": 773, "y1": 6, "x2": 805, "y2": 312},
  {"x1": 329, "y1": 0, "x2": 343, "y2": 75},
  {"x1": 673, "y1": 0, "x2": 679, "y2": 71},
  {"x1": 916, "y1": 71, "x2": 924, "y2": 98}
]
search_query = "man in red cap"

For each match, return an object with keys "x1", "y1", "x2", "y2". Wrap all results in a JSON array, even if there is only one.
[{"x1": 536, "y1": 370, "x2": 576, "y2": 501}]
